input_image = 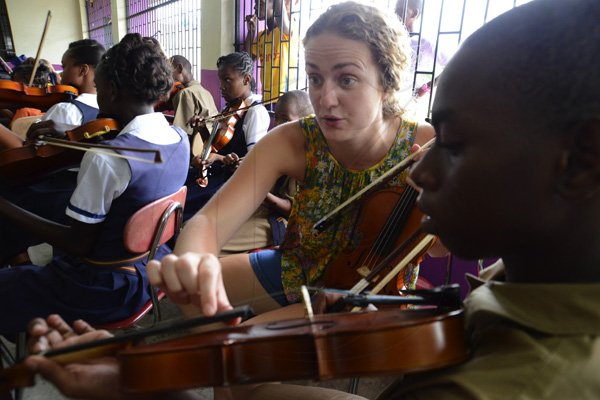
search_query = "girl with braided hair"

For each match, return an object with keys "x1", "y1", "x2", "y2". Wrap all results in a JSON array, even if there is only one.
[
  {"x1": 0, "y1": 33, "x2": 189, "y2": 335},
  {"x1": 183, "y1": 51, "x2": 270, "y2": 221}
]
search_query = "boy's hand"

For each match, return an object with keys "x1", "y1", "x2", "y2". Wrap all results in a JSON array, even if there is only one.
[{"x1": 25, "y1": 315, "x2": 123, "y2": 400}]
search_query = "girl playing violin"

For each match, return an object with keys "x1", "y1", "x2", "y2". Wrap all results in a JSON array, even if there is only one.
[
  {"x1": 183, "y1": 51, "x2": 270, "y2": 221},
  {"x1": 0, "y1": 39, "x2": 104, "y2": 150},
  {"x1": 0, "y1": 33, "x2": 190, "y2": 335}
]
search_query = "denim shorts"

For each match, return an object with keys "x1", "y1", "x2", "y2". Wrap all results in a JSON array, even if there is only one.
[{"x1": 249, "y1": 249, "x2": 289, "y2": 306}]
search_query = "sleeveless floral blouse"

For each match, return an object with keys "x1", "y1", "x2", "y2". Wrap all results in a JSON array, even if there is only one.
[{"x1": 280, "y1": 116, "x2": 419, "y2": 303}]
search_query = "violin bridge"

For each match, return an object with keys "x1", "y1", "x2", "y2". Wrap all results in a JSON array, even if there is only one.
[{"x1": 356, "y1": 266, "x2": 371, "y2": 278}]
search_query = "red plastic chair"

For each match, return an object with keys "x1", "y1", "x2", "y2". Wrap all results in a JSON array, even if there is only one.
[{"x1": 94, "y1": 185, "x2": 187, "y2": 329}]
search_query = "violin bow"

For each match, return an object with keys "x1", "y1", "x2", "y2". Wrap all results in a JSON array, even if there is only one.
[
  {"x1": 29, "y1": 11, "x2": 52, "y2": 86},
  {"x1": 191, "y1": 88, "x2": 309, "y2": 125},
  {"x1": 312, "y1": 138, "x2": 435, "y2": 234},
  {"x1": 37, "y1": 137, "x2": 163, "y2": 164}
]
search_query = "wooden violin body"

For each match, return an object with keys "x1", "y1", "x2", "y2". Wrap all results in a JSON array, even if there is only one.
[
  {"x1": 196, "y1": 98, "x2": 250, "y2": 187},
  {"x1": 0, "y1": 118, "x2": 120, "y2": 186},
  {"x1": 324, "y1": 185, "x2": 431, "y2": 295},
  {"x1": 154, "y1": 81, "x2": 185, "y2": 112},
  {"x1": 119, "y1": 307, "x2": 468, "y2": 393},
  {"x1": 0, "y1": 80, "x2": 79, "y2": 111}
]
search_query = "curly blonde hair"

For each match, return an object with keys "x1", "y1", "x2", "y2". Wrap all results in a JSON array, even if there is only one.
[{"x1": 303, "y1": 1, "x2": 411, "y2": 117}]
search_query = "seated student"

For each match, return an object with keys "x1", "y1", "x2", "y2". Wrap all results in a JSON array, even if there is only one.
[
  {"x1": 0, "y1": 33, "x2": 189, "y2": 336},
  {"x1": 220, "y1": 89, "x2": 313, "y2": 255},
  {"x1": 0, "y1": 39, "x2": 104, "y2": 150},
  {"x1": 0, "y1": 62, "x2": 50, "y2": 126},
  {"x1": 22, "y1": 0, "x2": 600, "y2": 399},
  {"x1": 0, "y1": 40, "x2": 105, "y2": 265},
  {"x1": 183, "y1": 51, "x2": 270, "y2": 221},
  {"x1": 168, "y1": 54, "x2": 218, "y2": 139}
]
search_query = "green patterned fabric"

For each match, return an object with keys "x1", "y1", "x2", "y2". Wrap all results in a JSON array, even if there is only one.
[{"x1": 280, "y1": 116, "x2": 419, "y2": 302}]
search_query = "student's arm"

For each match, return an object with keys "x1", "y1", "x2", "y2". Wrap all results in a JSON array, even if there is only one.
[
  {"x1": 0, "y1": 122, "x2": 24, "y2": 149},
  {"x1": 244, "y1": 15, "x2": 258, "y2": 59},
  {"x1": 147, "y1": 122, "x2": 306, "y2": 316},
  {"x1": 243, "y1": 104, "x2": 271, "y2": 150},
  {"x1": 274, "y1": 0, "x2": 291, "y2": 36}
]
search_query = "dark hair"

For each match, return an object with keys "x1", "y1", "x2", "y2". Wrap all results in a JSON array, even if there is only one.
[
  {"x1": 11, "y1": 62, "x2": 50, "y2": 87},
  {"x1": 170, "y1": 55, "x2": 192, "y2": 73},
  {"x1": 98, "y1": 33, "x2": 173, "y2": 104},
  {"x1": 65, "y1": 39, "x2": 105, "y2": 68},
  {"x1": 217, "y1": 52, "x2": 256, "y2": 91},
  {"x1": 462, "y1": 0, "x2": 599, "y2": 132},
  {"x1": 278, "y1": 90, "x2": 313, "y2": 117}
]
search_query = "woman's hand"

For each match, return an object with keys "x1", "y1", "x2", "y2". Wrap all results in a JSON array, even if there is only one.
[
  {"x1": 147, "y1": 253, "x2": 236, "y2": 320},
  {"x1": 25, "y1": 315, "x2": 123, "y2": 400}
]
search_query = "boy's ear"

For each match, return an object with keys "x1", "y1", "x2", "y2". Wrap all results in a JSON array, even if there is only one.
[{"x1": 557, "y1": 119, "x2": 600, "y2": 200}]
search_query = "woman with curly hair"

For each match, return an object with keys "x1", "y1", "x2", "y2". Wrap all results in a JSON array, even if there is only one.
[
  {"x1": 164, "y1": 1, "x2": 433, "y2": 321},
  {"x1": 0, "y1": 33, "x2": 190, "y2": 335}
]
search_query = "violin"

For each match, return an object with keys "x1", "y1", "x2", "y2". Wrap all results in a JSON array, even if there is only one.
[
  {"x1": 323, "y1": 186, "x2": 433, "y2": 295},
  {"x1": 0, "y1": 118, "x2": 119, "y2": 186},
  {"x1": 0, "y1": 80, "x2": 79, "y2": 111},
  {"x1": 195, "y1": 97, "x2": 250, "y2": 187},
  {"x1": 154, "y1": 81, "x2": 185, "y2": 112},
  {"x1": 313, "y1": 140, "x2": 436, "y2": 296},
  {"x1": 118, "y1": 306, "x2": 468, "y2": 393},
  {"x1": 0, "y1": 307, "x2": 252, "y2": 393}
]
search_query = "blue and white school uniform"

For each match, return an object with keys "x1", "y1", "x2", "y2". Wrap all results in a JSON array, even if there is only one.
[{"x1": 0, "y1": 112, "x2": 190, "y2": 335}]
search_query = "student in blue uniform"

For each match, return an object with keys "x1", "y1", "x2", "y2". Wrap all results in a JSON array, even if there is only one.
[
  {"x1": 183, "y1": 51, "x2": 270, "y2": 221},
  {"x1": 0, "y1": 39, "x2": 105, "y2": 150},
  {"x1": 0, "y1": 33, "x2": 190, "y2": 336},
  {"x1": 0, "y1": 39, "x2": 106, "y2": 265}
]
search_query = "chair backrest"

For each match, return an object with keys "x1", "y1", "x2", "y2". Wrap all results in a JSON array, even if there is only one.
[{"x1": 123, "y1": 186, "x2": 187, "y2": 255}]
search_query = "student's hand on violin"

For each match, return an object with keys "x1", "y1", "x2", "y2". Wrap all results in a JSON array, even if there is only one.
[
  {"x1": 222, "y1": 152, "x2": 241, "y2": 167},
  {"x1": 24, "y1": 314, "x2": 123, "y2": 400},
  {"x1": 187, "y1": 114, "x2": 207, "y2": 129},
  {"x1": 147, "y1": 253, "x2": 237, "y2": 321},
  {"x1": 25, "y1": 119, "x2": 65, "y2": 142}
]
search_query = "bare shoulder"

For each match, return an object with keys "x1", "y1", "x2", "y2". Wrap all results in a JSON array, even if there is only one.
[
  {"x1": 414, "y1": 120, "x2": 435, "y2": 146},
  {"x1": 252, "y1": 120, "x2": 307, "y2": 181}
]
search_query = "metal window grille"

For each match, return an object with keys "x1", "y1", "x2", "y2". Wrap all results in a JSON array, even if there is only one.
[
  {"x1": 235, "y1": 0, "x2": 533, "y2": 118},
  {"x1": 0, "y1": 0, "x2": 15, "y2": 60},
  {"x1": 86, "y1": 0, "x2": 114, "y2": 48},
  {"x1": 126, "y1": 0, "x2": 202, "y2": 80}
]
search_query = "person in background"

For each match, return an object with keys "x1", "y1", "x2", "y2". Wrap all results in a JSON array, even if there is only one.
[
  {"x1": 395, "y1": 0, "x2": 450, "y2": 120},
  {"x1": 169, "y1": 54, "x2": 218, "y2": 143},
  {"x1": 244, "y1": 0, "x2": 299, "y2": 107},
  {"x1": 183, "y1": 51, "x2": 270, "y2": 222},
  {"x1": 0, "y1": 33, "x2": 190, "y2": 336},
  {"x1": 0, "y1": 39, "x2": 104, "y2": 150},
  {"x1": 220, "y1": 89, "x2": 313, "y2": 255}
]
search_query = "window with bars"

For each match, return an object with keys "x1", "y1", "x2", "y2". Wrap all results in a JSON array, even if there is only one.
[
  {"x1": 0, "y1": 0, "x2": 14, "y2": 61},
  {"x1": 86, "y1": 0, "x2": 114, "y2": 49},
  {"x1": 235, "y1": 0, "x2": 534, "y2": 119},
  {"x1": 126, "y1": 0, "x2": 202, "y2": 80}
]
